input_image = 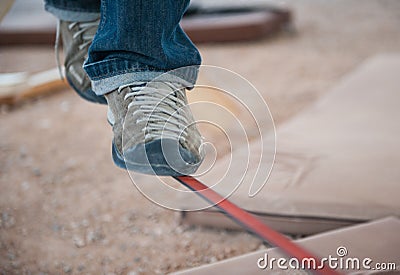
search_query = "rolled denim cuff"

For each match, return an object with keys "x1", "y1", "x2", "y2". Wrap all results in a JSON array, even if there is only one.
[
  {"x1": 84, "y1": 59, "x2": 199, "y2": 95},
  {"x1": 45, "y1": 4, "x2": 100, "y2": 22}
]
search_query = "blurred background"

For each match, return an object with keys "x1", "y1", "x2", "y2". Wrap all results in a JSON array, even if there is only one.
[{"x1": 1, "y1": 0, "x2": 400, "y2": 274}]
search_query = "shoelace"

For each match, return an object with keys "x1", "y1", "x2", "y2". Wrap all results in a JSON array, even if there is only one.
[
  {"x1": 55, "y1": 19, "x2": 99, "y2": 79},
  {"x1": 119, "y1": 82, "x2": 190, "y2": 142}
]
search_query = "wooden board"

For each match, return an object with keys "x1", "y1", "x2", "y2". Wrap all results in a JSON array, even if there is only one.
[
  {"x1": 0, "y1": 68, "x2": 68, "y2": 105},
  {"x1": 178, "y1": 54, "x2": 400, "y2": 235},
  {"x1": 0, "y1": 2, "x2": 291, "y2": 45},
  {"x1": 172, "y1": 217, "x2": 400, "y2": 274}
]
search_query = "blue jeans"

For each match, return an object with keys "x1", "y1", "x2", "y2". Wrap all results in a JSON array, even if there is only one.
[{"x1": 44, "y1": 0, "x2": 201, "y2": 95}]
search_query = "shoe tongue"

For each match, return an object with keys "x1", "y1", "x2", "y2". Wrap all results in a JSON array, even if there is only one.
[
  {"x1": 80, "y1": 19, "x2": 100, "y2": 40},
  {"x1": 83, "y1": 28, "x2": 97, "y2": 38},
  {"x1": 144, "y1": 83, "x2": 181, "y2": 117}
]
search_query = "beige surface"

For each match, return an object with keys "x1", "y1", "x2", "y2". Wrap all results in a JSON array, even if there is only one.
[
  {"x1": 1, "y1": 1, "x2": 400, "y2": 273},
  {"x1": 173, "y1": 217, "x2": 400, "y2": 274},
  {"x1": 180, "y1": 54, "x2": 400, "y2": 234}
]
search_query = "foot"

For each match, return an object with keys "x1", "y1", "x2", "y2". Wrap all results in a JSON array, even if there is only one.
[
  {"x1": 106, "y1": 81, "x2": 204, "y2": 176},
  {"x1": 57, "y1": 19, "x2": 107, "y2": 104}
]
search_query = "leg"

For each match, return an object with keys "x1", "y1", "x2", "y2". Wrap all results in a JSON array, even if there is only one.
[
  {"x1": 84, "y1": 0, "x2": 201, "y2": 95},
  {"x1": 86, "y1": 0, "x2": 204, "y2": 175},
  {"x1": 44, "y1": 0, "x2": 100, "y2": 22}
]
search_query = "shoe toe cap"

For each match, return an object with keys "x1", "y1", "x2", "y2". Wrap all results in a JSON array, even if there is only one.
[{"x1": 123, "y1": 138, "x2": 202, "y2": 176}]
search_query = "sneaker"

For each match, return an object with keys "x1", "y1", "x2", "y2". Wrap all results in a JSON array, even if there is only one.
[
  {"x1": 105, "y1": 81, "x2": 204, "y2": 176},
  {"x1": 57, "y1": 19, "x2": 107, "y2": 104}
]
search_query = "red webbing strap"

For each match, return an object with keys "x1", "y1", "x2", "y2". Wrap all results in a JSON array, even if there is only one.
[{"x1": 174, "y1": 176, "x2": 341, "y2": 275}]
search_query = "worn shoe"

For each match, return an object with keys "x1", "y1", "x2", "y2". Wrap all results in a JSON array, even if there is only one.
[
  {"x1": 105, "y1": 82, "x2": 204, "y2": 176},
  {"x1": 57, "y1": 19, "x2": 107, "y2": 104}
]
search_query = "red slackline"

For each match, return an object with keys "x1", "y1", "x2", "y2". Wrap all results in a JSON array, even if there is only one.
[{"x1": 174, "y1": 176, "x2": 341, "y2": 275}]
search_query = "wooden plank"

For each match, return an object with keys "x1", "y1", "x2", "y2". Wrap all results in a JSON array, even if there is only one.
[
  {"x1": 0, "y1": 68, "x2": 68, "y2": 105},
  {"x1": 177, "y1": 54, "x2": 400, "y2": 235},
  {"x1": 173, "y1": 217, "x2": 400, "y2": 274},
  {"x1": 0, "y1": 7, "x2": 291, "y2": 45}
]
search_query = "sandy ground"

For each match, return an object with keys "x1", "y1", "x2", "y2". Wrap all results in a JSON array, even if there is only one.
[{"x1": 1, "y1": 0, "x2": 400, "y2": 274}]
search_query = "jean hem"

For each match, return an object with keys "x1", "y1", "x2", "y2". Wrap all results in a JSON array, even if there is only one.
[
  {"x1": 84, "y1": 59, "x2": 199, "y2": 95},
  {"x1": 45, "y1": 5, "x2": 100, "y2": 22},
  {"x1": 91, "y1": 70, "x2": 198, "y2": 95}
]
